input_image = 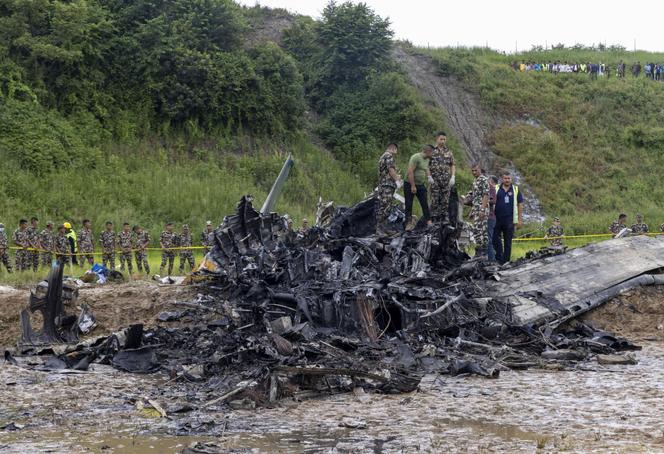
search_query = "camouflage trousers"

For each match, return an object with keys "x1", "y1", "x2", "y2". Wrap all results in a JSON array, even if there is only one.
[
  {"x1": 28, "y1": 251, "x2": 39, "y2": 271},
  {"x1": 79, "y1": 248, "x2": 94, "y2": 267},
  {"x1": 40, "y1": 252, "x2": 53, "y2": 268},
  {"x1": 179, "y1": 251, "x2": 195, "y2": 272},
  {"x1": 376, "y1": 184, "x2": 396, "y2": 228},
  {"x1": 160, "y1": 251, "x2": 175, "y2": 275},
  {"x1": 135, "y1": 251, "x2": 150, "y2": 274},
  {"x1": 119, "y1": 251, "x2": 133, "y2": 273},
  {"x1": 470, "y1": 211, "x2": 489, "y2": 254},
  {"x1": 102, "y1": 252, "x2": 116, "y2": 270},
  {"x1": 0, "y1": 251, "x2": 12, "y2": 273},
  {"x1": 15, "y1": 249, "x2": 29, "y2": 271},
  {"x1": 549, "y1": 238, "x2": 563, "y2": 247},
  {"x1": 56, "y1": 252, "x2": 70, "y2": 266},
  {"x1": 430, "y1": 179, "x2": 451, "y2": 222}
]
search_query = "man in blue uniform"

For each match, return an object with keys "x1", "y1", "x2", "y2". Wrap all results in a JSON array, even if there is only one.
[{"x1": 492, "y1": 172, "x2": 523, "y2": 264}]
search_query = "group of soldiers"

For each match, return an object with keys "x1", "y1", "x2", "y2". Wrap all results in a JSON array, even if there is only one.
[
  {"x1": 608, "y1": 213, "x2": 663, "y2": 237},
  {"x1": 0, "y1": 218, "x2": 217, "y2": 276},
  {"x1": 376, "y1": 132, "x2": 496, "y2": 256}
]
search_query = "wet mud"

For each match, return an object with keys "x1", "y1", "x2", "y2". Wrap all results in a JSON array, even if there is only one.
[{"x1": 2, "y1": 342, "x2": 664, "y2": 453}]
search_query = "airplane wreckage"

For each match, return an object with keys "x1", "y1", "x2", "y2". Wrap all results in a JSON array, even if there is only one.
[{"x1": 9, "y1": 155, "x2": 662, "y2": 410}]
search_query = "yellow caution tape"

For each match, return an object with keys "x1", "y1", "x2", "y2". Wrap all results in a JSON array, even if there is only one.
[{"x1": 513, "y1": 232, "x2": 664, "y2": 242}]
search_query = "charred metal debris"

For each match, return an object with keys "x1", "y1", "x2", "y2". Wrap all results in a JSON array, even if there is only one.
[{"x1": 12, "y1": 194, "x2": 640, "y2": 408}]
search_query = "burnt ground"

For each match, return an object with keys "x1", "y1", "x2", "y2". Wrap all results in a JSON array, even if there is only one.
[
  {"x1": 2, "y1": 280, "x2": 660, "y2": 352},
  {"x1": 0, "y1": 281, "x2": 194, "y2": 349},
  {"x1": 1, "y1": 285, "x2": 664, "y2": 453}
]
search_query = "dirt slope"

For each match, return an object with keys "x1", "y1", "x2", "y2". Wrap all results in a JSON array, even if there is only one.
[{"x1": 392, "y1": 46, "x2": 543, "y2": 221}]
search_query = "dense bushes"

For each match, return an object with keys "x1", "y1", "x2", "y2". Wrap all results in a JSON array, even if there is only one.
[
  {"x1": 0, "y1": 99, "x2": 102, "y2": 174},
  {"x1": 283, "y1": 2, "x2": 439, "y2": 181},
  {"x1": 0, "y1": 0, "x2": 305, "y2": 138}
]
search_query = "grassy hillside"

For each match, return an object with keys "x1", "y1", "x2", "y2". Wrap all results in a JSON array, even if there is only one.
[
  {"x1": 419, "y1": 46, "x2": 664, "y2": 234},
  {"x1": 0, "y1": 1, "x2": 451, "y2": 239},
  {"x1": 7, "y1": 0, "x2": 664, "y2": 272}
]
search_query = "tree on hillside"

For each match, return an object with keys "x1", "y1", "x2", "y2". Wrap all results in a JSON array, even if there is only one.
[
  {"x1": 311, "y1": 1, "x2": 393, "y2": 106},
  {"x1": 283, "y1": 1, "x2": 435, "y2": 179},
  {"x1": 0, "y1": 0, "x2": 113, "y2": 113}
]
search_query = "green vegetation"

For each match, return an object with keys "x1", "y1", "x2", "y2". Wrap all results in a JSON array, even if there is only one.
[
  {"x1": 6, "y1": 0, "x2": 664, "y2": 279},
  {"x1": 283, "y1": 3, "x2": 442, "y2": 181},
  {"x1": 0, "y1": 0, "x2": 434, "y2": 239},
  {"x1": 419, "y1": 46, "x2": 664, "y2": 234}
]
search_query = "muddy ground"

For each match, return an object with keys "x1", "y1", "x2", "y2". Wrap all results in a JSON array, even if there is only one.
[
  {"x1": 0, "y1": 281, "x2": 195, "y2": 349},
  {"x1": 1, "y1": 284, "x2": 663, "y2": 453}
]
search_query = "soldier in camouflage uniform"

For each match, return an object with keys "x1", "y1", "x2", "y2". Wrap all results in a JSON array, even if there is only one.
[
  {"x1": 630, "y1": 214, "x2": 649, "y2": 235},
  {"x1": 608, "y1": 214, "x2": 628, "y2": 237},
  {"x1": 430, "y1": 132, "x2": 456, "y2": 222},
  {"x1": 179, "y1": 224, "x2": 195, "y2": 273},
  {"x1": 160, "y1": 222, "x2": 178, "y2": 276},
  {"x1": 0, "y1": 223, "x2": 13, "y2": 273},
  {"x1": 463, "y1": 164, "x2": 490, "y2": 256},
  {"x1": 201, "y1": 221, "x2": 214, "y2": 254},
  {"x1": 99, "y1": 221, "x2": 117, "y2": 270},
  {"x1": 545, "y1": 217, "x2": 565, "y2": 247},
  {"x1": 40, "y1": 221, "x2": 55, "y2": 267},
  {"x1": 133, "y1": 225, "x2": 151, "y2": 275},
  {"x1": 27, "y1": 217, "x2": 40, "y2": 271},
  {"x1": 12, "y1": 219, "x2": 30, "y2": 272},
  {"x1": 55, "y1": 225, "x2": 71, "y2": 265},
  {"x1": 78, "y1": 219, "x2": 95, "y2": 267},
  {"x1": 376, "y1": 143, "x2": 402, "y2": 233},
  {"x1": 118, "y1": 222, "x2": 134, "y2": 274}
]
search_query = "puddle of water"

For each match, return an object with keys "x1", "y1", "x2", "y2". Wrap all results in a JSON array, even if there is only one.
[{"x1": 435, "y1": 417, "x2": 545, "y2": 443}]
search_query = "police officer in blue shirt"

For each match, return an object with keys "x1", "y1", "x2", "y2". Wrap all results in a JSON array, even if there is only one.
[{"x1": 492, "y1": 172, "x2": 523, "y2": 264}]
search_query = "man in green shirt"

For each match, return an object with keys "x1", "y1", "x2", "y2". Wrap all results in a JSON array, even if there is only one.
[{"x1": 405, "y1": 144, "x2": 434, "y2": 229}]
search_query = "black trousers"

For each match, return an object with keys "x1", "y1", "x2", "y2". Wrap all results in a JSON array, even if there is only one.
[
  {"x1": 68, "y1": 237, "x2": 78, "y2": 265},
  {"x1": 404, "y1": 183, "x2": 430, "y2": 225},
  {"x1": 492, "y1": 218, "x2": 514, "y2": 264}
]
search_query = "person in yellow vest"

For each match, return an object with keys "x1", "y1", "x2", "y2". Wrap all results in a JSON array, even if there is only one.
[
  {"x1": 64, "y1": 222, "x2": 78, "y2": 266},
  {"x1": 492, "y1": 172, "x2": 523, "y2": 264}
]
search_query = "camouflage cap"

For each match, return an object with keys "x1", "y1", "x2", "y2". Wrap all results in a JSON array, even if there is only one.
[
  {"x1": 636, "y1": 214, "x2": 643, "y2": 219},
  {"x1": 183, "y1": 224, "x2": 189, "y2": 229},
  {"x1": 0, "y1": 223, "x2": 4, "y2": 229},
  {"x1": 553, "y1": 217, "x2": 560, "y2": 222},
  {"x1": 206, "y1": 220, "x2": 212, "y2": 226},
  {"x1": 46, "y1": 221, "x2": 54, "y2": 226}
]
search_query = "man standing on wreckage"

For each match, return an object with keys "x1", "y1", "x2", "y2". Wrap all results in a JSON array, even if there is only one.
[
  {"x1": 430, "y1": 132, "x2": 456, "y2": 223},
  {"x1": 463, "y1": 163, "x2": 490, "y2": 257},
  {"x1": 376, "y1": 142, "x2": 403, "y2": 235}
]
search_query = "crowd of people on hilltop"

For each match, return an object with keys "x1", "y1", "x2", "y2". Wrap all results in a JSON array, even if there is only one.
[{"x1": 511, "y1": 61, "x2": 664, "y2": 80}]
